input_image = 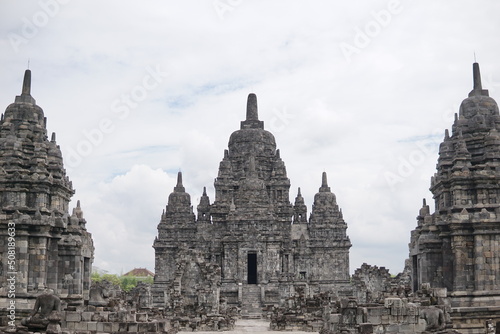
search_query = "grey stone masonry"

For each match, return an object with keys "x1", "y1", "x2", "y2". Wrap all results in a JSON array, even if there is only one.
[
  {"x1": 0, "y1": 70, "x2": 94, "y2": 325},
  {"x1": 409, "y1": 63, "x2": 500, "y2": 333},
  {"x1": 153, "y1": 93, "x2": 352, "y2": 316}
]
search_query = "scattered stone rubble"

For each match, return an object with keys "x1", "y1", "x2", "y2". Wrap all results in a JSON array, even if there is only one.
[
  {"x1": 270, "y1": 281, "x2": 459, "y2": 334},
  {"x1": 60, "y1": 280, "x2": 174, "y2": 334}
]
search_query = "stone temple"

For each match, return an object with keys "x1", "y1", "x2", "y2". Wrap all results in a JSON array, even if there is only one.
[
  {"x1": 409, "y1": 63, "x2": 500, "y2": 331},
  {"x1": 152, "y1": 93, "x2": 352, "y2": 316},
  {"x1": 2, "y1": 64, "x2": 500, "y2": 333},
  {"x1": 0, "y1": 70, "x2": 94, "y2": 318}
]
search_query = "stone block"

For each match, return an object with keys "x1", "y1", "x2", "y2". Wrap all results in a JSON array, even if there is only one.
[
  {"x1": 107, "y1": 312, "x2": 117, "y2": 321},
  {"x1": 65, "y1": 312, "x2": 81, "y2": 322},
  {"x1": 74, "y1": 321, "x2": 87, "y2": 331},
  {"x1": 126, "y1": 312, "x2": 136, "y2": 322},
  {"x1": 111, "y1": 322, "x2": 120, "y2": 332},
  {"x1": 147, "y1": 322, "x2": 159, "y2": 331},
  {"x1": 102, "y1": 322, "x2": 113, "y2": 332},
  {"x1": 87, "y1": 322, "x2": 97, "y2": 331},
  {"x1": 81, "y1": 311, "x2": 93, "y2": 321},
  {"x1": 99, "y1": 311, "x2": 109, "y2": 321},
  {"x1": 359, "y1": 323, "x2": 373, "y2": 333},
  {"x1": 136, "y1": 312, "x2": 148, "y2": 322},
  {"x1": 137, "y1": 322, "x2": 150, "y2": 332},
  {"x1": 118, "y1": 322, "x2": 128, "y2": 331},
  {"x1": 128, "y1": 322, "x2": 138, "y2": 332},
  {"x1": 158, "y1": 320, "x2": 170, "y2": 332},
  {"x1": 386, "y1": 323, "x2": 401, "y2": 333},
  {"x1": 96, "y1": 322, "x2": 104, "y2": 332}
]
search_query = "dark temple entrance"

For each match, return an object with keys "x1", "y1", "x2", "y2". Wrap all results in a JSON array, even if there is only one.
[{"x1": 247, "y1": 253, "x2": 257, "y2": 284}]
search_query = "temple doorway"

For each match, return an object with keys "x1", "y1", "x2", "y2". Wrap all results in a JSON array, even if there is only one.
[{"x1": 247, "y1": 253, "x2": 257, "y2": 284}]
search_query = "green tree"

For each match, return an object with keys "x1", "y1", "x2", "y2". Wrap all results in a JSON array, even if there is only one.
[{"x1": 91, "y1": 272, "x2": 153, "y2": 291}]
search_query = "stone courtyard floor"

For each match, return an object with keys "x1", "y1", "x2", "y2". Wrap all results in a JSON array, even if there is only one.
[{"x1": 178, "y1": 319, "x2": 319, "y2": 333}]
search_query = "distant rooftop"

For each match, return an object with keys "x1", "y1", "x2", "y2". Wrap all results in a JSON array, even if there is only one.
[{"x1": 123, "y1": 268, "x2": 154, "y2": 277}]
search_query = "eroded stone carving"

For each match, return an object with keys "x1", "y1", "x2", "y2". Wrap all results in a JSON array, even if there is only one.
[{"x1": 21, "y1": 289, "x2": 61, "y2": 331}]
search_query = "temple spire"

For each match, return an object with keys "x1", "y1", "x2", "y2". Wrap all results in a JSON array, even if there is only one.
[
  {"x1": 174, "y1": 171, "x2": 185, "y2": 192},
  {"x1": 15, "y1": 69, "x2": 36, "y2": 104},
  {"x1": 473, "y1": 62, "x2": 482, "y2": 91},
  {"x1": 22, "y1": 69, "x2": 31, "y2": 95},
  {"x1": 240, "y1": 93, "x2": 264, "y2": 129},
  {"x1": 246, "y1": 93, "x2": 258, "y2": 121},
  {"x1": 319, "y1": 172, "x2": 331, "y2": 192},
  {"x1": 469, "y1": 62, "x2": 489, "y2": 97}
]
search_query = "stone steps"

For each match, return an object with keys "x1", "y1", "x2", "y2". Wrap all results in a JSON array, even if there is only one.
[{"x1": 241, "y1": 285, "x2": 262, "y2": 318}]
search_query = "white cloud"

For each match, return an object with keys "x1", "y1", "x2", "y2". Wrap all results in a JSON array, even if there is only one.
[{"x1": 73, "y1": 165, "x2": 175, "y2": 273}]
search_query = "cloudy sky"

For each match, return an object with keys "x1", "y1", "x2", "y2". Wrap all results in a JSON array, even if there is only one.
[{"x1": 1, "y1": 1, "x2": 500, "y2": 275}]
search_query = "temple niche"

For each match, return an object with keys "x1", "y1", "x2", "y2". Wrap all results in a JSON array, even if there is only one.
[
  {"x1": 0, "y1": 71, "x2": 94, "y2": 324},
  {"x1": 152, "y1": 93, "x2": 353, "y2": 318},
  {"x1": 409, "y1": 63, "x2": 500, "y2": 333}
]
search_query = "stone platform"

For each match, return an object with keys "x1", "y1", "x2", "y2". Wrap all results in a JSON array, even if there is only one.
[{"x1": 178, "y1": 319, "x2": 319, "y2": 334}]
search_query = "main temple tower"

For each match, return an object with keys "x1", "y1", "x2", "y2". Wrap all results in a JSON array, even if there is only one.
[{"x1": 153, "y1": 93, "x2": 352, "y2": 316}]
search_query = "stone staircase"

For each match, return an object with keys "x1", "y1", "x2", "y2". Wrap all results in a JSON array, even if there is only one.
[{"x1": 241, "y1": 284, "x2": 262, "y2": 318}]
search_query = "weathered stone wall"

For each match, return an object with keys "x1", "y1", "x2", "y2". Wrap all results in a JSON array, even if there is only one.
[{"x1": 62, "y1": 310, "x2": 172, "y2": 333}]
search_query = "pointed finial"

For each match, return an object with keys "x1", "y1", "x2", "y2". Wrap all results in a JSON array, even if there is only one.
[
  {"x1": 473, "y1": 62, "x2": 482, "y2": 91},
  {"x1": 240, "y1": 93, "x2": 264, "y2": 129},
  {"x1": 51, "y1": 132, "x2": 56, "y2": 142},
  {"x1": 322, "y1": 171, "x2": 328, "y2": 188},
  {"x1": 202, "y1": 186, "x2": 207, "y2": 196},
  {"x1": 246, "y1": 93, "x2": 258, "y2": 121},
  {"x1": 174, "y1": 171, "x2": 185, "y2": 192},
  {"x1": 276, "y1": 149, "x2": 280, "y2": 159},
  {"x1": 15, "y1": 70, "x2": 36, "y2": 104},
  {"x1": 444, "y1": 129, "x2": 450, "y2": 140},
  {"x1": 177, "y1": 171, "x2": 183, "y2": 187},
  {"x1": 77, "y1": 200, "x2": 81, "y2": 208},
  {"x1": 22, "y1": 69, "x2": 31, "y2": 95},
  {"x1": 469, "y1": 62, "x2": 489, "y2": 97},
  {"x1": 297, "y1": 187, "x2": 302, "y2": 196},
  {"x1": 423, "y1": 198, "x2": 426, "y2": 206},
  {"x1": 319, "y1": 171, "x2": 331, "y2": 192}
]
